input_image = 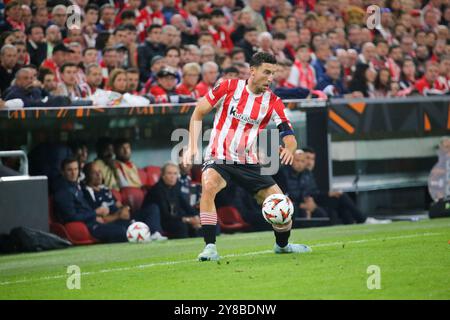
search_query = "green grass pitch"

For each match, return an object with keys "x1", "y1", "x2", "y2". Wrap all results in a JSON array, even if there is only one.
[{"x1": 1, "y1": 218, "x2": 449, "y2": 300}]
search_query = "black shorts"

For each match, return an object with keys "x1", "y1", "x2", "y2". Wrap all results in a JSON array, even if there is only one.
[{"x1": 202, "y1": 160, "x2": 276, "y2": 195}]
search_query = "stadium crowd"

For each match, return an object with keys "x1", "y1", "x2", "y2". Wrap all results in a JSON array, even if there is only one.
[{"x1": 0, "y1": 0, "x2": 449, "y2": 109}]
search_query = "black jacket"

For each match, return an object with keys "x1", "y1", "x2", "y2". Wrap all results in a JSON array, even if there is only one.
[
  {"x1": 137, "y1": 40, "x2": 166, "y2": 82},
  {"x1": 27, "y1": 41, "x2": 47, "y2": 67},
  {"x1": 143, "y1": 180, "x2": 196, "y2": 225},
  {"x1": 4, "y1": 85, "x2": 72, "y2": 108}
]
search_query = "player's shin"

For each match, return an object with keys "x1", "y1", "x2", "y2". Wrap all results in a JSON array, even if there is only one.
[
  {"x1": 200, "y1": 212, "x2": 218, "y2": 244},
  {"x1": 272, "y1": 220, "x2": 293, "y2": 248}
]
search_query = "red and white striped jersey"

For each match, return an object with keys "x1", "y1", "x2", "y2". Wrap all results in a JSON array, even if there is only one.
[{"x1": 204, "y1": 78, "x2": 293, "y2": 164}]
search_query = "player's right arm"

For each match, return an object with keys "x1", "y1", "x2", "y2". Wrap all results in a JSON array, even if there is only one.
[{"x1": 183, "y1": 97, "x2": 214, "y2": 165}]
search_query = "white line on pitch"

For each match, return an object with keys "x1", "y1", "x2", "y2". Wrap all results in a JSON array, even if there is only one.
[{"x1": 0, "y1": 232, "x2": 442, "y2": 287}]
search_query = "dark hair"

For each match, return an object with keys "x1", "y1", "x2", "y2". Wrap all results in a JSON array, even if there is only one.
[
  {"x1": 243, "y1": 27, "x2": 257, "y2": 34},
  {"x1": 223, "y1": 66, "x2": 239, "y2": 74},
  {"x1": 82, "y1": 162, "x2": 95, "y2": 183},
  {"x1": 61, "y1": 157, "x2": 79, "y2": 171},
  {"x1": 120, "y1": 9, "x2": 136, "y2": 21},
  {"x1": 85, "y1": 3, "x2": 99, "y2": 13},
  {"x1": 60, "y1": 62, "x2": 78, "y2": 73},
  {"x1": 126, "y1": 67, "x2": 139, "y2": 74},
  {"x1": 26, "y1": 23, "x2": 44, "y2": 35},
  {"x1": 83, "y1": 47, "x2": 97, "y2": 56},
  {"x1": 349, "y1": 63, "x2": 370, "y2": 97},
  {"x1": 96, "y1": 137, "x2": 113, "y2": 155},
  {"x1": 165, "y1": 46, "x2": 181, "y2": 56},
  {"x1": 96, "y1": 32, "x2": 112, "y2": 51},
  {"x1": 271, "y1": 15, "x2": 286, "y2": 25},
  {"x1": 231, "y1": 47, "x2": 245, "y2": 57},
  {"x1": 37, "y1": 67, "x2": 54, "y2": 82},
  {"x1": 146, "y1": 24, "x2": 162, "y2": 35},
  {"x1": 210, "y1": 9, "x2": 225, "y2": 17},
  {"x1": 114, "y1": 25, "x2": 128, "y2": 35},
  {"x1": 68, "y1": 140, "x2": 87, "y2": 155},
  {"x1": 272, "y1": 32, "x2": 287, "y2": 40},
  {"x1": 114, "y1": 138, "x2": 131, "y2": 150},
  {"x1": 249, "y1": 52, "x2": 277, "y2": 67},
  {"x1": 302, "y1": 146, "x2": 316, "y2": 154}
]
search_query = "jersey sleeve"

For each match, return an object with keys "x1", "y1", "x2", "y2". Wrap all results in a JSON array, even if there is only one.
[
  {"x1": 271, "y1": 97, "x2": 294, "y2": 138},
  {"x1": 205, "y1": 79, "x2": 229, "y2": 107}
]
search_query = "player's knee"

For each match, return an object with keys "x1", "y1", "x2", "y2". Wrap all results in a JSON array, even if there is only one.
[{"x1": 202, "y1": 179, "x2": 223, "y2": 197}]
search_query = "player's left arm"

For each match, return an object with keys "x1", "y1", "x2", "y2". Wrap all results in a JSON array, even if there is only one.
[{"x1": 272, "y1": 98, "x2": 297, "y2": 165}]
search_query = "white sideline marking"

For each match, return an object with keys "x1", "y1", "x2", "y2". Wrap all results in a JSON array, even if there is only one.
[{"x1": 0, "y1": 232, "x2": 442, "y2": 287}]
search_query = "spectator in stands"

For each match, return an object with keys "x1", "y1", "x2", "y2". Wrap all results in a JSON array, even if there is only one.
[
  {"x1": 316, "y1": 57, "x2": 362, "y2": 98},
  {"x1": 199, "y1": 43, "x2": 216, "y2": 62},
  {"x1": 41, "y1": 42, "x2": 74, "y2": 83},
  {"x1": 69, "y1": 140, "x2": 89, "y2": 181},
  {"x1": 0, "y1": 44, "x2": 19, "y2": 96},
  {"x1": 57, "y1": 63, "x2": 85, "y2": 99},
  {"x1": 141, "y1": 55, "x2": 165, "y2": 93},
  {"x1": 51, "y1": 5, "x2": 68, "y2": 38},
  {"x1": 45, "y1": 25, "x2": 62, "y2": 57},
  {"x1": 38, "y1": 67, "x2": 59, "y2": 96},
  {"x1": 275, "y1": 150, "x2": 331, "y2": 222},
  {"x1": 415, "y1": 61, "x2": 449, "y2": 96},
  {"x1": 237, "y1": 27, "x2": 258, "y2": 62},
  {"x1": 209, "y1": 9, "x2": 233, "y2": 54},
  {"x1": 114, "y1": 138, "x2": 142, "y2": 189},
  {"x1": 349, "y1": 63, "x2": 377, "y2": 98},
  {"x1": 94, "y1": 137, "x2": 119, "y2": 191},
  {"x1": 97, "y1": 4, "x2": 115, "y2": 33},
  {"x1": 195, "y1": 61, "x2": 219, "y2": 97},
  {"x1": 126, "y1": 68, "x2": 141, "y2": 95},
  {"x1": 371, "y1": 67, "x2": 390, "y2": 97},
  {"x1": 82, "y1": 47, "x2": 99, "y2": 68},
  {"x1": 311, "y1": 40, "x2": 331, "y2": 82},
  {"x1": 138, "y1": 24, "x2": 166, "y2": 83},
  {"x1": 4, "y1": 67, "x2": 70, "y2": 107},
  {"x1": 288, "y1": 44, "x2": 316, "y2": 90},
  {"x1": 82, "y1": 64, "x2": 105, "y2": 97},
  {"x1": 26, "y1": 24, "x2": 47, "y2": 67},
  {"x1": 221, "y1": 66, "x2": 239, "y2": 80},
  {"x1": 0, "y1": 1, "x2": 25, "y2": 33},
  {"x1": 164, "y1": 46, "x2": 182, "y2": 81},
  {"x1": 82, "y1": 165, "x2": 167, "y2": 247},
  {"x1": 398, "y1": 57, "x2": 417, "y2": 96},
  {"x1": 176, "y1": 62, "x2": 201, "y2": 99},
  {"x1": 53, "y1": 157, "x2": 128, "y2": 243},
  {"x1": 150, "y1": 67, "x2": 180, "y2": 103},
  {"x1": 143, "y1": 162, "x2": 201, "y2": 239},
  {"x1": 302, "y1": 147, "x2": 391, "y2": 225}
]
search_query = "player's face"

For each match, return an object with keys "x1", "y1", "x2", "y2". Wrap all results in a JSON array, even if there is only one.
[{"x1": 251, "y1": 63, "x2": 276, "y2": 93}]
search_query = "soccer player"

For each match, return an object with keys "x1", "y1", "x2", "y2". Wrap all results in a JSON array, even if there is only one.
[{"x1": 183, "y1": 52, "x2": 312, "y2": 261}]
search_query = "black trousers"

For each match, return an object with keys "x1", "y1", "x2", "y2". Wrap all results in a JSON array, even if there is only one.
[{"x1": 317, "y1": 193, "x2": 366, "y2": 225}]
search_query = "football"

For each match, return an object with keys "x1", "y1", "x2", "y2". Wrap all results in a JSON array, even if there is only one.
[
  {"x1": 262, "y1": 194, "x2": 294, "y2": 225},
  {"x1": 126, "y1": 222, "x2": 151, "y2": 243}
]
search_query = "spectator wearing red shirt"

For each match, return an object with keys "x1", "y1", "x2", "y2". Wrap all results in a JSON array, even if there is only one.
[
  {"x1": 288, "y1": 44, "x2": 316, "y2": 90},
  {"x1": 415, "y1": 61, "x2": 449, "y2": 96},
  {"x1": 176, "y1": 62, "x2": 201, "y2": 99},
  {"x1": 41, "y1": 43, "x2": 74, "y2": 83},
  {"x1": 150, "y1": 67, "x2": 179, "y2": 103},
  {"x1": 209, "y1": 9, "x2": 234, "y2": 54},
  {"x1": 195, "y1": 61, "x2": 219, "y2": 97}
]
